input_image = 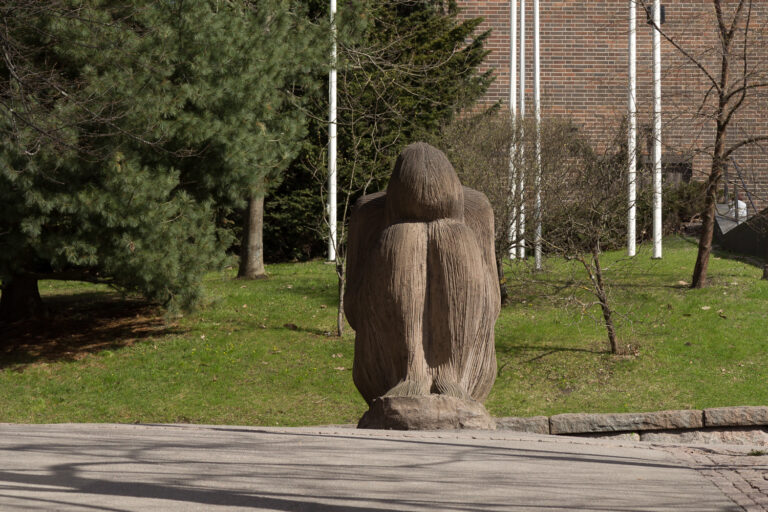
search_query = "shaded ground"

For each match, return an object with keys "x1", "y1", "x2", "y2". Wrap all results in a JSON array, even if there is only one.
[
  {"x1": 0, "y1": 292, "x2": 176, "y2": 370},
  {"x1": 0, "y1": 424, "x2": 746, "y2": 511}
]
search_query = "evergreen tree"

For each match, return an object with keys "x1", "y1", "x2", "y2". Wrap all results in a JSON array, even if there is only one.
[{"x1": 0, "y1": 0, "x2": 323, "y2": 321}]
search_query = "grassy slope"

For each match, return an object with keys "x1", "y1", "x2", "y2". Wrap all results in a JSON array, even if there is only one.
[
  {"x1": 1, "y1": 237, "x2": 766, "y2": 425},
  {"x1": 491, "y1": 237, "x2": 768, "y2": 417}
]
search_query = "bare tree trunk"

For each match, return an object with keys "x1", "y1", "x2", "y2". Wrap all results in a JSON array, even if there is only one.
[
  {"x1": 578, "y1": 248, "x2": 618, "y2": 354},
  {"x1": 336, "y1": 261, "x2": 344, "y2": 337},
  {"x1": 496, "y1": 254, "x2": 509, "y2": 305},
  {"x1": 591, "y1": 247, "x2": 619, "y2": 354},
  {"x1": 0, "y1": 274, "x2": 47, "y2": 323},
  {"x1": 237, "y1": 194, "x2": 267, "y2": 280},
  {"x1": 691, "y1": 0, "x2": 735, "y2": 288},
  {"x1": 691, "y1": 124, "x2": 727, "y2": 288}
]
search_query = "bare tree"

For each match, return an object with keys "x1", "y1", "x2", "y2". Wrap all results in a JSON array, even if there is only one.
[
  {"x1": 444, "y1": 111, "x2": 629, "y2": 353},
  {"x1": 439, "y1": 112, "x2": 528, "y2": 304},
  {"x1": 439, "y1": 112, "x2": 590, "y2": 305},
  {"x1": 541, "y1": 130, "x2": 631, "y2": 354},
  {"x1": 641, "y1": 0, "x2": 768, "y2": 287}
]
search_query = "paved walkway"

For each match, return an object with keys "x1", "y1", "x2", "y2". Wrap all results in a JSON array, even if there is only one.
[{"x1": 0, "y1": 423, "x2": 764, "y2": 511}]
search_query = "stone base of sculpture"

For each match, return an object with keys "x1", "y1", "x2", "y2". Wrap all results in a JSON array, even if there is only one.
[{"x1": 357, "y1": 395, "x2": 496, "y2": 430}]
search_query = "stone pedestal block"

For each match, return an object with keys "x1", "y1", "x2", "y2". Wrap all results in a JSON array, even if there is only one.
[{"x1": 358, "y1": 395, "x2": 496, "y2": 431}]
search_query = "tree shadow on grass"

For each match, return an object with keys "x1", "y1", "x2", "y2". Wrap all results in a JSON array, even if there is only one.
[
  {"x1": 497, "y1": 344, "x2": 606, "y2": 360},
  {"x1": 495, "y1": 345, "x2": 609, "y2": 377},
  {"x1": 0, "y1": 292, "x2": 183, "y2": 371},
  {"x1": 504, "y1": 277, "x2": 580, "y2": 307},
  {"x1": 278, "y1": 282, "x2": 339, "y2": 306},
  {"x1": 278, "y1": 323, "x2": 337, "y2": 338},
  {"x1": 711, "y1": 245, "x2": 765, "y2": 269}
]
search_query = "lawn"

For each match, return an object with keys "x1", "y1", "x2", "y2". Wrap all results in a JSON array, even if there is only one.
[{"x1": 1, "y1": 236, "x2": 766, "y2": 425}]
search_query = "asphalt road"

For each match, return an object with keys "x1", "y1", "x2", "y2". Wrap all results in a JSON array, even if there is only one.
[{"x1": 0, "y1": 423, "x2": 756, "y2": 511}]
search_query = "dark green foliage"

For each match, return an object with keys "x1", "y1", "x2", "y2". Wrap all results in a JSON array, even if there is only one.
[
  {"x1": 264, "y1": 168, "x2": 326, "y2": 262},
  {"x1": 0, "y1": 0, "x2": 323, "y2": 317},
  {"x1": 265, "y1": 0, "x2": 493, "y2": 261}
]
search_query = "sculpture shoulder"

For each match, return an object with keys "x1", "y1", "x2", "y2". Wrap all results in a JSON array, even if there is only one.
[
  {"x1": 462, "y1": 187, "x2": 493, "y2": 221},
  {"x1": 351, "y1": 191, "x2": 387, "y2": 218}
]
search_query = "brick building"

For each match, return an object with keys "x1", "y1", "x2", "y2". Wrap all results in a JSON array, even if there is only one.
[{"x1": 456, "y1": 0, "x2": 768, "y2": 210}]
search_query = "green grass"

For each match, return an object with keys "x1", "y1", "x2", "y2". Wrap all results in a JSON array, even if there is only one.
[{"x1": 1, "y1": 236, "x2": 767, "y2": 425}]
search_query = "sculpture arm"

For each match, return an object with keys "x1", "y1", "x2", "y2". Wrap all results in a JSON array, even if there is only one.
[{"x1": 344, "y1": 191, "x2": 387, "y2": 330}]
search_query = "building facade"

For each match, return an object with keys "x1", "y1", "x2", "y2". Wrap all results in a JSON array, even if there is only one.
[{"x1": 456, "y1": 0, "x2": 768, "y2": 210}]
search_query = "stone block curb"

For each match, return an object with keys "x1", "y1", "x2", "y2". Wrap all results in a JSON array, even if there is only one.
[
  {"x1": 704, "y1": 406, "x2": 768, "y2": 428},
  {"x1": 549, "y1": 410, "x2": 703, "y2": 435},
  {"x1": 495, "y1": 415, "x2": 549, "y2": 434},
  {"x1": 497, "y1": 406, "x2": 768, "y2": 436}
]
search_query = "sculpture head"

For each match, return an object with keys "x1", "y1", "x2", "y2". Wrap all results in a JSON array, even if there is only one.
[{"x1": 385, "y1": 142, "x2": 464, "y2": 224}]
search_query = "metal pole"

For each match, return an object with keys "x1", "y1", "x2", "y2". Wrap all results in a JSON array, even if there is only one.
[
  {"x1": 652, "y1": 0, "x2": 662, "y2": 259},
  {"x1": 509, "y1": 0, "x2": 518, "y2": 260},
  {"x1": 534, "y1": 0, "x2": 542, "y2": 270},
  {"x1": 628, "y1": 0, "x2": 637, "y2": 257},
  {"x1": 327, "y1": 0, "x2": 338, "y2": 262},
  {"x1": 518, "y1": 0, "x2": 526, "y2": 260}
]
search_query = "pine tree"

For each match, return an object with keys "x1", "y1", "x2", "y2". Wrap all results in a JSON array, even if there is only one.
[{"x1": 0, "y1": 0, "x2": 323, "y2": 321}]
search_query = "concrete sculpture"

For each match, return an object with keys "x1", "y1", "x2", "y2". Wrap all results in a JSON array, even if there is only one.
[{"x1": 345, "y1": 142, "x2": 500, "y2": 429}]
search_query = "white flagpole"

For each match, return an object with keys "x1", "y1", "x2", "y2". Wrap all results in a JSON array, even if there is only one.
[
  {"x1": 327, "y1": 0, "x2": 338, "y2": 262},
  {"x1": 652, "y1": 0, "x2": 662, "y2": 259},
  {"x1": 509, "y1": 0, "x2": 518, "y2": 260},
  {"x1": 518, "y1": 0, "x2": 526, "y2": 260},
  {"x1": 628, "y1": 0, "x2": 637, "y2": 257},
  {"x1": 533, "y1": 0, "x2": 542, "y2": 270}
]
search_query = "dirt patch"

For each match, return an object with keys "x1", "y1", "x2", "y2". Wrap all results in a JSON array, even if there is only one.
[{"x1": 0, "y1": 292, "x2": 179, "y2": 370}]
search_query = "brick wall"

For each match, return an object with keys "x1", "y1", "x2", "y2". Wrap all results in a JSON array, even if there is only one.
[{"x1": 456, "y1": 0, "x2": 768, "y2": 210}]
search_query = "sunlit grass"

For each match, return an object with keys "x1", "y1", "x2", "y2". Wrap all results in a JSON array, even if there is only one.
[{"x1": 1, "y1": 236, "x2": 766, "y2": 425}]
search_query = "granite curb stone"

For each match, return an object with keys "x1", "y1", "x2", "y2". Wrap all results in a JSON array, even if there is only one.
[
  {"x1": 704, "y1": 406, "x2": 768, "y2": 428},
  {"x1": 548, "y1": 409, "x2": 704, "y2": 435},
  {"x1": 496, "y1": 406, "x2": 768, "y2": 437},
  {"x1": 495, "y1": 415, "x2": 549, "y2": 434}
]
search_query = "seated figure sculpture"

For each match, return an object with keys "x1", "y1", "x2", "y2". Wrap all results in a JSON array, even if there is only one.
[{"x1": 345, "y1": 142, "x2": 500, "y2": 428}]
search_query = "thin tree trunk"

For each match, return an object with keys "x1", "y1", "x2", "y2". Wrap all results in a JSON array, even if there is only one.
[
  {"x1": 0, "y1": 274, "x2": 47, "y2": 323},
  {"x1": 691, "y1": 124, "x2": 727, "y2": 288},
  {"x1": 591, "y1": 247, "x2": 619, "y2": 354},
  {"x1": 496, "y1": 253, "x2": 509, "y2": 305},
  {"x1": 336, "y1": 261, "x2": 344, "y2": 337},
  {"x1": 238, "y1": 194, "x2": 267, "y2": 280}
]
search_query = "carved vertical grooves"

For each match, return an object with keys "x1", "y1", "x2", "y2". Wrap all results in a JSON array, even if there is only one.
[{"x1": 346, "y1": 143, "x2": 501, "y2": 406}]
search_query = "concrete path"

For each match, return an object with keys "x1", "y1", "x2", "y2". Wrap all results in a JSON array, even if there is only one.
[{"x1": 0, "y1": 423, "x2": 762, "y2": 511}]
